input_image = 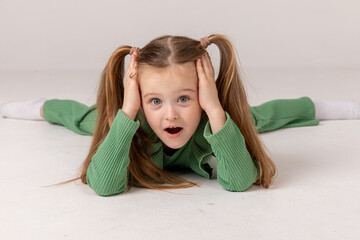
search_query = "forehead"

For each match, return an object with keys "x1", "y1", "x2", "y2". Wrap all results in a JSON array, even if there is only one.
[{"x1": 138, "y1": 62, "x2": 197, "y2": 91}]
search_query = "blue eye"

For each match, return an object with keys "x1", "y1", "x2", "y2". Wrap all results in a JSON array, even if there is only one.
[
  {"x1": 178, "y1": 96, "x2": 189, "y2": 103},
  {"x1": 149, "y1": 96, "x2": 189, "y2": 105},
  {"x1": 150, "y1": 98, "x2": 161, "y2": 105}
]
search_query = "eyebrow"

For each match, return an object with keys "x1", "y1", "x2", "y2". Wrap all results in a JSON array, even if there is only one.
[{"x1": 143, "y1": 88, "x2": 196, "y2": 98}]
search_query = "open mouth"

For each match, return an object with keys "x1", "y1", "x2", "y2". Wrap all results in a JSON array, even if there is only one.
[{"x1": 165, "y1": 127, "x2": 183, "y2": 134}]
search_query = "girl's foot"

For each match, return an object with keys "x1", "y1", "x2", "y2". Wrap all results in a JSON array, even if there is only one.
[
  {"x1": 313, "y1": 99, "x2": 360, "y2": 120},
  {"x1": 0, "y1": 98, "x2": 47, "y2": 121}
]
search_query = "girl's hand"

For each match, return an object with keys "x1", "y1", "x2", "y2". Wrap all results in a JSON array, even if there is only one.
[
  {"x1": 122, "y1": 52, "x2": 141, "y2": 120},
  {"x1": 196, "y1": 52, "x2": 223, "y2": 115},
  {"x1": 196, "y1": 52, "x2": 226, "y2": 134}
]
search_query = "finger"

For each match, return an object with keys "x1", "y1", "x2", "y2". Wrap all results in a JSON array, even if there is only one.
[
  {"x1": 200, "y1": 54, "x2": 212, "y2": 79},
  {"x1": 129, "y1": 73, "x2": 137, "y2": 79},
  {"x1": 129, "y1": 66, "x2": 137, "y2": 79},
  {"x1": 131, "y1": 52, "x2": 138, "y2": 64},
  {"x1": 205, "y1": 52, "x2": 215, "y2": 74},
  {"x1": 130, "y1": 54, "x2": 136, "y2": 69},
  {"x1": 128, "y1": 54, "x2": 138, "y2": 77},
  {"x1": 128, "y1": 52, "x2": 137, "y2": 69},
  {"x1": 196, "y1": 58, "x2": 207, "y2": 80},
  {"x1": 202, "y1": 53, "x2": 215, "y2": 78},
  {"x1": 126, "y1": 59, "x2": 133, "y2": 75}
]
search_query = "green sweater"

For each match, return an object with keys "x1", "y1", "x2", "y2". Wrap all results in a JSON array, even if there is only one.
[{"x1": 86, "y1": 109, "x2": 259, "y2": 196}]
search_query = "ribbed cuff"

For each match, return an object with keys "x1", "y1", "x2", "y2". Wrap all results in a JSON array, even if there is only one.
[
  {"x1": 203, "y1": 111, "x2": 258, "y2": 191},
  {"x1": 203, "y1": 111, "x2": 234, "y2": 144},
  {"x1": 86, "y1": 109, "x2": 140, "y2": 196}
]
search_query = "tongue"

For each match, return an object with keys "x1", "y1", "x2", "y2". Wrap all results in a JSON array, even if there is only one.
[{"x1": 167, "y1": 127, "x2": 182, "y2": 134}]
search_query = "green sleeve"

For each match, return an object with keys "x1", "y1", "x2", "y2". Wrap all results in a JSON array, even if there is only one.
[
  {"x1": 203, "y1": 111, "x2": 259, "y2": 192},
  {"x1": 86, "y1": 109, "x2": 140, "y2": 196}
]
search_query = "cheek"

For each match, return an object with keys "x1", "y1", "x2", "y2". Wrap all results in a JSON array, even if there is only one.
[
  {"x1": 192, "y1": 101, "x2": 202, "y2": 114},
  {"x1": 142, "y1": 106, "x2": 159, "y2": 128},
  {"x1": 142, "y1": 106, "x2": 152, "y2": 120},
  {"x1": 185, "y1": 105, "x2": 202, "y2": 124}
]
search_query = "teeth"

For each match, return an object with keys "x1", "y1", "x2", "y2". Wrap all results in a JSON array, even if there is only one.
[{"x1": 165, "y1": 127, "x2": 182, "y2": 130}]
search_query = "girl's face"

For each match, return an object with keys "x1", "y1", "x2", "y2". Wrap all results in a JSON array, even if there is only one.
[{"x1": 138, "y1": 62, "x2": 202, "y2": 150}]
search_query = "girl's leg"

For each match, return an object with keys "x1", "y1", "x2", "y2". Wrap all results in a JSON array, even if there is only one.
[
  {"x1": 250, "y1": 96, "x2": 320, "y2": 133},
  {"x1": 1, "y1": 98, "x2": 97, "y2": 136},
  {"x1": 42, "y1": 99, "x2": 97, "y2": 136}
]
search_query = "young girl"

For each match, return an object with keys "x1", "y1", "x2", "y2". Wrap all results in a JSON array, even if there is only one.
[{"x1": 1, "y1": 34, "x2": 360, "y2": 196}]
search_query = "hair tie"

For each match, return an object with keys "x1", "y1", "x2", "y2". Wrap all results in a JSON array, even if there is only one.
[
  {"x1": 130, "y1": 46, "x2": 139, "y2": 55},
  {"x1": 200, "y1": 36, "x2": 212, "y2": 49}
]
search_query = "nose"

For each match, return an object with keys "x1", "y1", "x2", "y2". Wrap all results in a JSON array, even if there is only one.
[{"x1": 165, "y1": 104, "x2": 179, "y2": 120}]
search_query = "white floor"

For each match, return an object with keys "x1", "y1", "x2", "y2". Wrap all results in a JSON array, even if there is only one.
[{"x1": 0, "y1": 68, "x2": 359, "y2": 240}]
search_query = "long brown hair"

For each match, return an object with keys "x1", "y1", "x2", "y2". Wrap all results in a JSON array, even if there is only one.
[{"x1": 53, "y1": 34, "x2": 277, "y2": 192}]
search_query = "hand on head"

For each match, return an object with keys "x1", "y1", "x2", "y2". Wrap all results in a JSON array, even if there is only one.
[
  {"x1": 122, "y1": 51, "x2": 141, "y2": 120},
  {"x1": 196, "y1": 52, "x2": 222, "y2": 115}
]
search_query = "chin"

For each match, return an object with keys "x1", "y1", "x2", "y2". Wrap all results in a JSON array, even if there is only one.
[
  {"x1": 163, "y1": 141, "x2": 185, "y2": 149},
  {"x1": 161, "y1": 136, "x2": 189, "y2": 149}
]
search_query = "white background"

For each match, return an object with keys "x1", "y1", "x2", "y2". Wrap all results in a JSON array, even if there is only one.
[{"x1": 1, "y1": 0, "x2": 359, "y2": 71}]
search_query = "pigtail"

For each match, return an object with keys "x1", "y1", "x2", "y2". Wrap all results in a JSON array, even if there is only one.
[
  {"x1": 103, "y1": 46, "x2": 129, "y2": 127},
  {"x1": 44, "y1": 46, "x2": 131, "y2": 187},
  {"x1": 77, "y1": 46, "x2": 131, "y2": 184},
  {"x1": 208, "y1": 34, "x2": 277, "y2": 189}
]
